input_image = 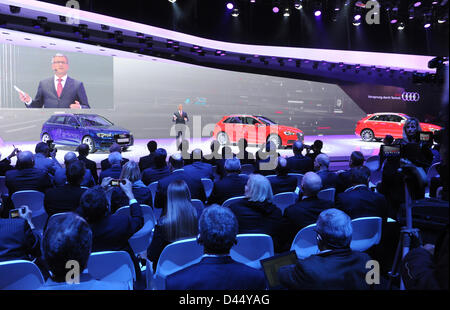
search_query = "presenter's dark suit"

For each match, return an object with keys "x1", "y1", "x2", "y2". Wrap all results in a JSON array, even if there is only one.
[
  {"x1": 278, "y1": 248, "x2": 372, "y2": 290},
  {"x1": 208, "y1": 173, "x2": 248, "y2": 205},
  {"x1": 141, "y1": 166, "x2": 171, "y2": 186},
  {"x1": 26, "y1": 76, "x2": 90, "y2": 109},
  {"x1": 335, "y1": 185, "x2": 388, "y2": 220},
  {"x1": 173, "y1": 110, "x2": 188, "y2": 140},
  {"x1": 165, "y1": 256, "x2": 267, "y2": 290},
  {"x1": 0, "y1": 218, "x2": 41, "y2": 262},
  {"x1": 269, "y1": 174, "x2": 298, "y2": 195}
]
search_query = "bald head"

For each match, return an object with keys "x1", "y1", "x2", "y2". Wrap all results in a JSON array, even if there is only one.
[
  {"x1": 170, "y1": 152, "x2": 184, "y2": 170},
  {"x1": 293, "y1": 141, "x2": 304, "y2": 155},
  {"x1": 276, "y1": 157, "x2": 289, "y2": 175},
  {"x1": 17, "y1": 151, "x2": 34, "y2": 169},
  {"x1": 315, "y1": 154, "x2": 330, "y2": 168},
  {"x1": 64, "y1": 152, "x2": 77, "y2": 165},
  {"x1": 109, "y1": 143, "x2": 122, "y2": 154},
  {"x1": 301, "y1": 172, "x2": 322, "y2": 196}
]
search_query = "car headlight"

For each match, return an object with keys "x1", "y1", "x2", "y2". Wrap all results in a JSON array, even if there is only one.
[
  {"x1": 429, "y1": 127, "x2": 440, "y2": 132},
  {"x1": 96, "y1": 133, "x2": 112, "y2": 138},
  {"x1": 284, "y1": 131, "x2": 297, "y2": 136}
]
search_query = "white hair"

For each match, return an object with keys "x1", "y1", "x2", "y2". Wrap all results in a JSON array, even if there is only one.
[
  {"x1": 108, "y1": 152, "x2": 122, "y2": 165},
  {"x1": 52, "y1": 53, "x2": 69, "y2": 64},
  {"x1": 245, "y1": 174, "x2": 273, "y2": 202},
  {"x1": 316, "y1": 209, "x2": 352, "y2": 249}
]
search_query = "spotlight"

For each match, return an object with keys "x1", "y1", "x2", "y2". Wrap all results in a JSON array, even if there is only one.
[
  {"x1": 409, "y1": 8, "x2": 415, "y2": 20},
  {"x1": 294, "y1": 0, "x2": 303, "y2": 10},
  {"x1": 226, "y1": 2, "x2": 234, "y2": 10},
  {"x1": 9, "y1": 6, "x2": 20, "y2": 14},
  {"x1": 424, "y1": 22, "x2": 431, "y2": 28},
  {"x1": 354, "y1": 14, "x2": 361, "y2": 21},
  {"x1": 413, "y1": 1, "x2": 421, "y2": 7},
  {"x1": 314, "y1": 10, "x2": 322, "y2": 17},
  {"x1": 283, "y1": 8, "x2": 290, "y2": 17},
  {"x1": 423, "y1": 14, "x2": 432, "y2": 29},
  {"x1": 168, "y1": 0, "x2": 177, "y2": 3},
  {"x1": 250, "y1": 0, "x2": 256, "y2": 3},
  {"x1": 273, "y1": 6, "x2": 279, "y2": 13},
  {"x1": 397, "y1": 22, "x2": 405, "y2": 30},
  {"x1": 231, "y1": 8, "x2": 239, "y2": 17}
]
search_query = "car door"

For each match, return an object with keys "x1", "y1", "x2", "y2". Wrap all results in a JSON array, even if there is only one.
[
  {"x1": 371, "y1": 115, "x2": 388, "y2": 138},
  {"x1": 49, "y1": 115, "x2": 66, "y2": 143},
  {"x1": 242, "y1": 116, "x2": 262, "y2": 144},
  {"x1": 388, "y1": 114, "x2": 405, "y2": 138},
  {"x1": 63, "y1": 116, "x2": 82, "y2": 145}
]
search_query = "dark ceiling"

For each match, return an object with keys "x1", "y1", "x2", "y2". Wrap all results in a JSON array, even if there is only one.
[{"x1": 37, "y1": 0, "x2": 449, "y2": 56}]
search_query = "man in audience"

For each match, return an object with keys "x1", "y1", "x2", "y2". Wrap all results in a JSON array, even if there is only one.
[
  {"x1": 202, "y1": 140, "x2": 221, "y2": 166},
  {"x1": 335, "y1": 166, "x2": 388, "y2": 220},
  {"x1": 141, "y1": 148, "x2": 171, "y2": 186},
  {"x1": 77, "y1": 143, "x2": 98, "y2": 184},
  {"x1": 154, "y1": 153, "x2": 206, "y2": 212},
  {"x1": 139, "y1": 140, "x2": 157, "y2": 172},
  {"x1": 54, "y1": 152, "x2": 95, "y2": 187},
  {"x1": 179, "y1": 139, "x2": 193, "y2": 166},
  {"x1": 165, "y1": 204, "x2": 267, "y2": 290},
  {"x1": 41, "y1": 212, "x2": 128, "y2": 289},
  {"x1": 278, "y1": 208, "x2": 372, "y2": 289},
  {"x1": 286, "y1": 140, "x2": 314, "y2": 174},
  {"x1": 255, "y1": 141, "x2": 279, "y2": 176},
  {"x1": 0, "y1": 148, "x2": 19, "y2": 176},
  {"x1": 336, "y1": 151, "x2": 365, "y2": 193},
  {"x1": 306, "y1": 139, "x2": 324, "y2": 162},
  {"x1": 208, "y1": 158, "x2": 248, "y2": 205},
  {"x1": 99, "y1": 152, "x2": 123, "y2": 183},
  {"x1": 269, "y1": 157, "x2": 298, "y2": 195},
  {"x1": 34, "y1": 142, "x2": 61, "y2": 175},
  {"x1": 281, "y1": 172, "x2": 333, "y2": 250},
  {"x1": 315, "y1": 153, "x2": 339, "y2": 189},
  {"x1": 216, "y1": 146, "x2": 235, "y2": 179},
  {"x1": 236, "y1": 138, "x2": 255, "y2": 166},
  {"x1": 100, "y1": 143, "x2": 129, "y2": 171},
  {"x1": 184, "y1": 149, "x2": 214, "y2": 180},
  {"x1": 79, "y1": 181, "x2": 144, "y2": 283},
  {"x1": 44, "y1": 160, "x2": 88, "y2": 218}
]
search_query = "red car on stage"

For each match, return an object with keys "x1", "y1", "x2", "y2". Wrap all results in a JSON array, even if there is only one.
[
  {"x1": 212, "y1": 115, "x2": 304, "y2": 149},
  {"x1": 355, "y1": 112, "x2": 442, "y2": 142}
]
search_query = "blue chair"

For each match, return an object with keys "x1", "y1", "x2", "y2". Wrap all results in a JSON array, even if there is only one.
[
  {"x1": 148, "y1": 181, "x2": 158, "y2": 208},
  {"x1": 273, "y1": 192, "x2": 297, "y2": 213},
  {"x1": 231, "y1": 234, "x2": 274, "y2": 269},
  {"x1": 222, "y1": 196, "x2": 246, "y2": 209},
  {"x1": 191, "y1": 199, "x2": 205, "y2": 217},
  {"x1": 0, "y1": 176, "x2": 8, "y2": 196},
  {"x1": 0, "y1": 260, "x2": 45, "y2": 290},
  {"x1": 241, "y1": 164, "x2": 255, "y2": 175},
  {"x1": 317, "y1": 187, "x2": 336, "y2": 203},
  {"x1": 201, "y1": 178, "x2": 214, "y2": 200},
  {"x1": 290, "y1": 224, "x2": 319, "y2": 259},
  {"x1": 11, "y1": 190, "x2": 47, "y2": 234},
  {"x1": 350, "y1": 217, "x2": 382, "y2": 252},
  {"x1": 288, "y1": 173, "x2": 304, "y2": 187}
]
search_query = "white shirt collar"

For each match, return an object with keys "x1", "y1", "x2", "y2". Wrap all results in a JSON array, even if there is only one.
[{"x1": 54, "y1": 74, "x2": 67, "y2": 82}]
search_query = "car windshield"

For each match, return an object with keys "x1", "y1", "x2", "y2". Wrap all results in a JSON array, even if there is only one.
[
  {"x1": 78, "y1": 115, "x2": 113, "y2": 127},
  {"x1": 255, "y1": 116, "x2": 277, "y2": 125}
]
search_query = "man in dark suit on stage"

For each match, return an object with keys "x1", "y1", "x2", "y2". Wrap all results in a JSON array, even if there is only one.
[
  {"x1": 166, "y1": 205, "x2": 267, "y2": 290},
  {"x1": 18, "y1": 53, "x2": 90, "y2": 109},
  {"x1": 173, "y1": 104, "x2": 188, "y2": 147}
]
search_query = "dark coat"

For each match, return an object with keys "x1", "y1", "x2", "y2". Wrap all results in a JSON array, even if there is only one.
[
  {"x1": 208, "y1": 174, "x2": 248, "y2": 205},
  {"x1": 78, "y1": 155, "x2": 98, "y2": 184},
  {"x1": 141, "y1": 166, "x2": 171, "y2": 186},
  {"x1": 0, "y1": 218, "x2": 41, "y2": 262},
  {"x1": 44, "y1": 184, "x2": 87, "y2": 217},
  {"x1": 138, "y1": 153, "x2": 156, "y2": 172},
  {"x1": 286, "y1": 154, "x2": 314, "y2": 174},
  {"x1": 269, "y1": 175, "x2": 298, "y2": 195},
  {"x1": 335, "y1": 185, "x2": 388, "y2": 220}
]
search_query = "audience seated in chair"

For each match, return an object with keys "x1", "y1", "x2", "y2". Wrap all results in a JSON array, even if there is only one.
[
  {"x1": 100, "y1": 143, "x2": 129, "y2": 172},
  {"x1": 78, "y1": 182, "x2": 144, "y2": 283},
  {"x1": 110, "y1": 161, "x2": 152, "y2": 213},
  {"x1": 147, "y1": 179, "x2": 198, "y2": 273},
  {"x1": 54, "y1": 152, "x2": 95, "y2": 188},
  {"x1": 336, "y1": 151, "x2": 365, "y2": 193},
  {"x1": 165, "y1": 204, "x2": 267, "y2": 290},
  {"x1": 269, "y1": 157, "x2": 298, "y2": 195},
  {"x1": 33, "y1": 142, "x2": 61, "y2": 176},
  {"x1": 141, "y1": 148, "x2": 171, "y2": 186},
  {"x1": 216, "y1": 146, "x2": 235, "y2": 179},
  {"x1": 44, "y1": 160, "x2": 88, "y2": 218},
  {"x1": 315, "y1": 153, "x2": 339, "y2": 190},
  {"x1": 77, "y1": 143, "x2": 98, "y2": 184},
  {"x1": 255, "y1": 141, "x2": 279, "y2": 176},
  {"x1": 40, "y1": 212, "x2": 128, "y2": 290},
  {"x1": 226, "y1": 174, "x2": 284, "y2": 253},
  {"x1": 237, "y1": 138, "x2": 255, "y2": 166},
  {"x1": 0, "y1": 148, "x2": 18, "y2": 176},
  {"x1": 281, "y1": 171, "x2": 334, "y2": 251},
  {"x1": 336, "y1": 166, "x2": 388, "y2": 221},
  {"x1": 139, "y1": 140, "x2": 157, "y2": 172},
  {"x1": 208, "y1": 157, "x2": 248, "y2": 205},
  {"x1": 184, "y1": 149, "x2": 214, "y2": 180},
  {"x1": 286, "y1": 140, "x2": 314, "y2": 175},
  {"x1": 378, "y1": 135, "x2": 394, "y2": 171},
  {"x1": 99, "y1": 152, "x2": 123, "y2": 184},
  {"x1": 278, "y1": 208, "x2": 372, "y2": 290},
  {"x1": 202, "y1": 140, "x2": 221, "y2": 166}
]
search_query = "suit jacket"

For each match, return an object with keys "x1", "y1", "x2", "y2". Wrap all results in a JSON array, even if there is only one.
[
  {"x1": 53, "y1": 167, "x2": 95, "y2": 188},
  {"x1": 335, "y1": 185, "x2": 388, "y2": 220},
  {"x1": 317, "y1": 170, "x2": 339, "y2": 190},
  {"x1": 154, "y1": 169, "x2": 206, "y2": 211},
  {"x1": 26, "y1": 76, "x2": 89, "y2": 109},
  {"x1": 269, "y1": 174, "x2": 298, "y2": 195},
  {"x1": 44, "y1": 184, "x2": 87, "y2": 217},
  {"x1": 110, "y1": 180, "x2": 152, "y2": 213},
  {"x1": 286, "y1": 154, "x2": 314, "y2": 174},
  {"x1": 138, "y1": 153, "x2": 156, "y2": 172},
  {"x1": 99, "y1": 164, "x2": 122, "y2": 183},
  {"x1": 5, "y1": 167, "x2": 53, "y2": 195},
  {"x1": 34, "y1": 153, "x2": 61, "y2": 175},
  {"x1": 165, "y1": 256, "x2": 267, "y2": 290},
  {"x1": 100, "y1": 157, "x2": 129, "y2": 172},
  {"x1": 183, "y1": 161, "x2": 214, "y2": 181},
  {"x1": 336, "y1": 169, "x2": 353, "y2": 193},
  {"x1": 282, "y1": 196, "x2": 334, "y2": 250},
  {"x1": 141, "y1": 166, "x2": 171, "y2": 186},
  {"x1": 0, "y1": 218, "x2": 40, "y2": 262},
  {"x1": 254, "y1": 152, "x2": 278, "y2": 176},
  {"x1": 278, "y1": 248, "x2": 372, "y2": 290},
  {"x1": 228, "y1": 198, "x2": 284, "y2": 253},
  {"x1": 0, "y1": 158, "x2": 14, "y2": 176},
  {"x1": 208, "y1": 173, "x2": 248, "y2": 205},
  {"x1": 78, "y1": 155, "x2": 98, "y2": 184},
  {"x1": 173, "y1": 110, "x2": 188, "y2": 124}
]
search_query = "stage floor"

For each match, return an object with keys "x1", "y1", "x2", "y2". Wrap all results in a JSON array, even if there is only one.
[{"x1": 1, "y1": 135, "x2": 381, "y2": 171}]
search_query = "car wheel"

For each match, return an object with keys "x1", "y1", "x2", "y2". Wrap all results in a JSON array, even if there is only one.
[
  {"x1": 217, "y1": 132, "x2": 229, "y2": 146},
  {"x1": 267, "y1": 134, "x2": 282, "y2": 149},
  {"x1": 361, "y1": 129, "x2": 374, "y2": 142},
  {"x1": 82, "y1": 136, "x2": 96, "y2": 153},
  {"x1": 41, "y1": 133, "x2": 51, "y2": 143}
]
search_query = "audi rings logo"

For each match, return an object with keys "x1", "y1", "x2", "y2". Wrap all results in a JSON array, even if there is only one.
[{"x1": 401, "y1": 92, "x2": 420, "y2": 102}]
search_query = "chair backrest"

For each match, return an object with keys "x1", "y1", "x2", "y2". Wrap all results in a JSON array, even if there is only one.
[
  {"x1": 148, "y1": 181, "x2": 158, "y2": 207},
  {"x1": 265, "y1": 175, "x2": 277, "y2": 182},
  {"x1": 317, "y1": 187, "x2": 336, "y2": 203},
  {"x1": 11, "y1": 190, "x2": 47, "y2": 232},
  {"x1": 87, "y1": 251, "x2": 135, "y2": 289},
  {"x1": 231, "y1": 234, "x2": 274, "y2": 269},
  {"x1": 427, "y1": 162, "x2": 440, "y2": 181},
  {"x1": 201, "y1": 178, "x2": 213, "y2": 199},
  {"x1": 222, "y1": 196, "x2": 246, "y2": 209},
  {"x1": 191, "y1": 199, "x2": 205, "y2": 217},
  {"x1": 241, "y1": 164, "x2": 255, "y2": 175},
  {"x1": 272, "y1": 192, "x2": 296, "y2": 213},
  {"x1": 115, "y1": 205, "x2": 156, "y2": 255},
  {"x1": 365, "y1": 155, "x2": 380, "y2": 171},
  {"x1": 290, "y1": 223, "x2": 319, "y2": 259},
  {"x1": 0, "y1": 260, "x2": 45, "y2": 290},
  {"x1": 0, "y1": 176, "x2": 8, "y2": 196},
  {"x1": 288, "y1": 173, "x2": 304, "y2": 187},
  {"x1": 350, "y1": 217, "x2": 382, "y2": 252},
  {"x1": 152, "y1": 237, "x2": 203, "y2": 289}
]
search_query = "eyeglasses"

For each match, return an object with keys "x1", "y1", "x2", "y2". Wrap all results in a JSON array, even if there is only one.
[{"x1": 52, "y1": 61, "x2": 67, "y2": 65}]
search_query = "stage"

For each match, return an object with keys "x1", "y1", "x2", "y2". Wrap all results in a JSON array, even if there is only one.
[{"x1": 1, "y1": 135, "x2": 381, "y2": 172}]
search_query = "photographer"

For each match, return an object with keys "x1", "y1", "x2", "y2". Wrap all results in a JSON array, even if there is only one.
[
  {"x1": 305, "y1": 140, "x2": 324, "y2": 162},
  {"x1": 34, "y1": 141, "x2": 61, "y2": 175}
]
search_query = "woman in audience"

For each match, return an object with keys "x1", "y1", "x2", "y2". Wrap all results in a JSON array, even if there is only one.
[
  {"x1": 147, "y1": 179, "x2": 198, "y2": 272},
  {"x1": 110, "y1": 160, "x2": 152, "y2": 213},
  {"x1": 226, "y1": 174, "x2": 284, "y2": 253}
]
